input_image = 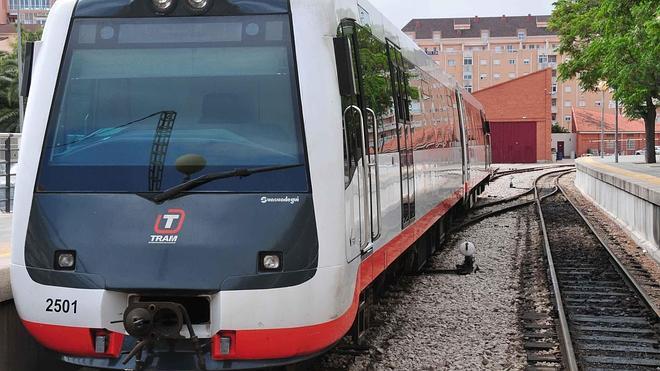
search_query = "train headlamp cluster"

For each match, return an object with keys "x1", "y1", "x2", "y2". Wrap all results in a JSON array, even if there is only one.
[
  {"x1": 259, "y1": 252, "x2": 283, "y2": 272},
  {"x1": 151, "y1": 0, "x2": 213, "y2": 14},
  {"x1": 187, "y1": 0, "x2": 210, "y2": 10},
  {"x1": 55, "y1": 250, "x2": 76, "y2": 270},
  {"x1": 151, "y1": 0, "x2": 176, "y2": 13}
]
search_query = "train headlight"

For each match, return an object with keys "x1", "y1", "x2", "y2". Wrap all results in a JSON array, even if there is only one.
[
  {"x1": 152, "y1": 0, "x2": 176, "y2": 14},
  {"x1": 55, "y1": 250, "x2": 76, "y2": 270},
  {"x1": 259, "y1": 252, "x2": 282, "y2": 272},
  {"x1": 186, "y1": 0, "x2": 211, "y2": 11}
]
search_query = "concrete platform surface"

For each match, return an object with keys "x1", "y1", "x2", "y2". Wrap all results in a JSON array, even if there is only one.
[
  {"x1": 576, "y1": 155, "x2": 660, "y2": 261},
  {"x1": 576, "y1": 155, "x2": 660, "y2": 205}
]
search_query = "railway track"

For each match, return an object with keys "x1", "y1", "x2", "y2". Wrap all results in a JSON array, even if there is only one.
[
  {"x1": 451, "y1": 168, "x2": 574, "y2": 232},
  {"x1": 536, "y1": 171, "x2": 660, "y2": 370},
  {"x1": 491, "y1": 164, "x2": 576, "y2": 181}
]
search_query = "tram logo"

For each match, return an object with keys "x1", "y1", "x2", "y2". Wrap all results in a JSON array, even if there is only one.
[{"x1": 150, "y1": 209, "x2": 186, "y2": 244}]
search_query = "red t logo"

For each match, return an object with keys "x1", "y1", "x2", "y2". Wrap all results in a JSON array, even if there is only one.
[{"x1": 154, "y1": 209, "x2": 186, "y2": 235}]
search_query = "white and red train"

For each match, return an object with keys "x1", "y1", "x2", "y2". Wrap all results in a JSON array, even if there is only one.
[{"x1": 11, "y1": 0, "x2": 491, "y2": 369}]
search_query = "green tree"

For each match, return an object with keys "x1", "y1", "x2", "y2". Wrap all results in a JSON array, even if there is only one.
[
  {"x1": 552, "y1": 123, "x2": 570, "y2": 133},
  {"x1": 0, "y1": 27, "x2": 42, "y2": 133},
  {"x1": 550, "y1": 0, "x2": 659, "y2": 163}
]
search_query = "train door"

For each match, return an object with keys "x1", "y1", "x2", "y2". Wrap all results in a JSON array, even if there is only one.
[
  {"x1": 336, "y1": 22, "x2": 373, "y2": 261},
  {"x1": 387, "y1": 42, "x2": 415, "y2": 227},
  {"x1": 351, "y1": 26, "x2": 385, "y2": 241},
  {"x1": 456, "y1": 91, "x2": 471, "y2": 187}
]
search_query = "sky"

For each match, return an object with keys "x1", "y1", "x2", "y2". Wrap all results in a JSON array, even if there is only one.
[{"x1": 368, "y1": 0, "x2": 555, "y2": 28}]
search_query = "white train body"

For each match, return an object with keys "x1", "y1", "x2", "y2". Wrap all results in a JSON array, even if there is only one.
[{"x1": 11, "y1": 0, "x2": 490, "y2": 369}]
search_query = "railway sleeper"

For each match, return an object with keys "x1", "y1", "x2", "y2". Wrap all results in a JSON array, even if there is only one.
[
  {"x1": 580, "y1": 355, "x2": 660, "y2": 367},
  {"x1": 575, "y1": 334, "x2": 659, "y2": 344},
  {"x1": 570, "y1": 315, "x2": 653, "y2": 325},
  {"x1": 577, "y1": 343, "x2": 660, "y2": 354}
]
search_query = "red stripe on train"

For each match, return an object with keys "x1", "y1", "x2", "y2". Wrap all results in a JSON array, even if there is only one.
[{"x1": 21, "y1": 320, "x2": 123, "y2": 358}]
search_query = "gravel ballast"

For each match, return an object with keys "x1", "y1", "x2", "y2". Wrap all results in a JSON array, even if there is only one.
[{"x1": 313, "y1": 169, "x2": 578, "y2": 370}]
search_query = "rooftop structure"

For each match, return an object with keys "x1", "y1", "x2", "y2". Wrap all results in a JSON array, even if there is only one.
[{"x1": 402, "y1": 15, "x2": 618, "y2": 132}]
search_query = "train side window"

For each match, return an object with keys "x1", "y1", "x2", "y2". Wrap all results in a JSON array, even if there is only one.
[{"x1": 353, "y1": 26, "x2": 396, "y2": 154}]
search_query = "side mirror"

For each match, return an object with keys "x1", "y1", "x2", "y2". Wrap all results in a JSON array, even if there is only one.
[
  {"x1": 333, "y1": 36, "x2": 356, "y2": 97},
  {"x1": 21, "y1": 41, "x2": 36, "y2": 98}
]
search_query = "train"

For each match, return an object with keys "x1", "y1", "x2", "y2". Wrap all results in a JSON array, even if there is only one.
[{"x1": 10, "y1": 0, "x2": 492, "y2": 369}]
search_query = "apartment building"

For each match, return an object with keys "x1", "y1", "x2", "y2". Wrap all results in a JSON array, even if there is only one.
[
  {"x1": 402, "y1": 15, "x2": 617, "y2": 131},
  {"x1": 0, "y1": 0, "x2": 54, "y2": 25}
]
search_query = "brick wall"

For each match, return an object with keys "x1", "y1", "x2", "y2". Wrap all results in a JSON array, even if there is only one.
[
  {"x1": 576, "y1": 133, "x2": 660, "y2": 156},
  {"x1": 473, "y1": 69, "x2": 552, "y2": 161}
]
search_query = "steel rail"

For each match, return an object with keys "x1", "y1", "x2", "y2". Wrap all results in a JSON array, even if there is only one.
[
  {"x1": 534, "y1": 172, "x2": 580, "y2": 371},
  {"x1": 555, "y1": 171, "x2": 660, "y2": 319},
  {"x1": 452, "y1": 169, "x2": 572, "y2": 232},
  {"x1": 491, "y1": 163, "x2": 575, "y2": 181}
]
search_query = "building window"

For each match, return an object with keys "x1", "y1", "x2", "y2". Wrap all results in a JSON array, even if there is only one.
[
  {"x1": 539, "y1": 55, "x2": 548, "y2": 64},
  {"x1": 433, "y1": 31, "x2": 442, "y2": 42},
  {"x1": 517, "y1": 30, "x2": 526, "y2": 40},
  {"x1": 552, "y1": 113, "x2": 557, "y2": 121},
  {"x1": 481, "y1": 30, "x2": 490, "y2": 41},
  {"x1": 465, "y1": 84, "x2": 473, "y2": 93},
  {"x1": 464, "y1": 57, "x2": 473, "y2": 65},
  {"x1": 564, "y1": 86, "x2": 572, "y2": 93},
  {"x1": 508, "y1": 72, "x2": 516, "y2": 79},
  {"x1": 564, "y1": 115, "x2": 571, "y2": 122},
  {"x1": 463, "y1": 73, "x2": 472, "y2": 80},
  {"x1": 480, "y1": 59, "x2": 488, "y2": 65},
  {"x1": 579, "y1": 100, "x2": 586, "y2": 107},
  {"x1": 523, "y1": 58, "x2": 530, "y2": 64},
  {"x1": 609, "y1": 100, "x2": 616, "y2": 108},
  {"x1": 493, "y1": 59, "x2": 501, "y2": 65},
  {"x1": 552, "y1": 98, "x2": 557, "y2": 107},
  {"x1": 551, "y1": 84, "x2": 557, "y2": 93},
  {"x1": 448, "y1": 59, "x2": 456, "y2": 66},
  {"x1": 564, "y1": 101, "x2": 572, "y2": 107},
  {"x1": 480, "y1": 73, "x2": 488, "y2": 80},
  {"x1": 446, "y1": 47, "x2": 455, "y2": 53},
  {"x1": 508, "y1": 59, "x2": 516, "y2": 65},
  {"x1": 627, "y1": 139, "x2": 635, "y2": 150},
  {"x1": 493, "y1": 73, "x2": 501, "y2": 80},
  {"x1": 494, "y1": 46, "x2": 503, "y2": 53},
  {"x1": 595, "y1": 101, "x2": 602, "y2": 107},
  {"x1": 506, "y1": 44, "x2": 515, "y2": 52},
  {"x1": 548, "y1": 55, "x2": 557, "y2": 63}
]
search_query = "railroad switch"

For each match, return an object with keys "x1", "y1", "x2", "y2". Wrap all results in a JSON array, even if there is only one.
[
  {"x1": 420, "y1": 242, "x2": 480, "y2": 275},
  {"x1": 456, "y1": 241, "x2": 479, "y2": 275}
]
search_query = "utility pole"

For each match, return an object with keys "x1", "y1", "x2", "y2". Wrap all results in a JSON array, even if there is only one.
[
  {"x1": 615, "y1": 99, "x2": 619, "y2": 163},
  {"x1": 600, "y1": 87, "x2": 605, "y2": 158},
  {"x1": 16, "y1": 0, "x2": 24, "y2": 132}
]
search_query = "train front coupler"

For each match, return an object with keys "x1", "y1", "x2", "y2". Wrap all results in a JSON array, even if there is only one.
[{"x1": 122, "y1": 301, "x2": 207, "y2": 371}]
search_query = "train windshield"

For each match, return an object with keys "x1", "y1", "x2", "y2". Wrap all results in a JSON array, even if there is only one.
[{"x1": 37, "y1": 15, "x2": 308, "y2": 193}]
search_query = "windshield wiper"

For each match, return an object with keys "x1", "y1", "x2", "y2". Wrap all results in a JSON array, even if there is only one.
[
  {"x1": 151, "y1": 163, "x2": 304, "y2": 203},
  {"x1": 51, "y1": 111, "x2": 175, "y2": 149}
]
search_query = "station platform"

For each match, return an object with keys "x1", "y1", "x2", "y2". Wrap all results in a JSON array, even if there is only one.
[
  {"x1": 575, "y1": 155, "x2": 660, "y2": 262},
  {"x1": 0, "y1": 213, "x2": 11, "y2": 303}
]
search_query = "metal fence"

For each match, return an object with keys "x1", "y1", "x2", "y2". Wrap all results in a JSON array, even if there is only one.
[{"x1": 0, "y1": 134, "x2": 20, "y2": 213}]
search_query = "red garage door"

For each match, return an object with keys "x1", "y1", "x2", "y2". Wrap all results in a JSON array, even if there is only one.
[{"x1": 490, "y1": 122, "x2": 537, "y2": 163}]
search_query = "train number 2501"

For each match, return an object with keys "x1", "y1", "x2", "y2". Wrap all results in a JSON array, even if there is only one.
[{"x1": 45, "y1": 298, "x2": 78, "y2": 314}]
